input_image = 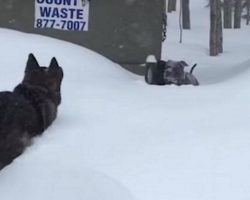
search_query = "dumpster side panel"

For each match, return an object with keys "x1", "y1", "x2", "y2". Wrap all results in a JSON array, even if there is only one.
[{"x1": 0, "y1": 0, "x2": 164, "y2": 74}]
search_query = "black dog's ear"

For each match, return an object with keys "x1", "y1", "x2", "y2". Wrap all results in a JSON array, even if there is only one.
[
  {"x1": 49, "y1": 57, "x2": 59, "y2": 69},
  {"x1": 26, "y1": 53, "x2": 39, "y2": 72}
]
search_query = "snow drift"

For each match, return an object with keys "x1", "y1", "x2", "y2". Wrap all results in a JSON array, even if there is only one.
[{"x1": 1, "y1": 1, "x2": 250, "y2": 200}]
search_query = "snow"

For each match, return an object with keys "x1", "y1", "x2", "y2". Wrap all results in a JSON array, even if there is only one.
[
  {"x1": 146, "y1": 55, "x2": 157, "y2": 63},
  {"x1": 1, "y1": 1, "x2": 250, "y2": 200}
]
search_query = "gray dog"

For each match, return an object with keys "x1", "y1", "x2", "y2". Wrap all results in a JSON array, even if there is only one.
[
  {"x1": 163, "y1": 60, "x2": 199, "y2": 86},
  {"x1": 145, "y1": 59, "x2": 199, "y2": 86}
]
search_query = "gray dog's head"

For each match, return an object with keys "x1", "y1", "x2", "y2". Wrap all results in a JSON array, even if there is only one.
[{"x1": 163, "y1": 60, "x2": 188, "y2": 85}]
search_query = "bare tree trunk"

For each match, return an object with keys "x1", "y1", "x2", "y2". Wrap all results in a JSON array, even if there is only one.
[
  {"x1": 234, "y1": 0, "x2": 242, "y2": 28},
  {"x1": 172, "y1": 0, "x2": 177, "y2": 11},
  {"x1": 167, "y1": 0, "x2": 172, "y2": 13},
  {"x1": 210, "y1": 0, "x2": 218, "y2": 56},
  {"x1": 209, "y1": 0, "x2": 223, "y2": 56},
  {"x1": 223, "y1": 0, "x2": 233, "y2": 28},
  {"x1": 168, "y1": 0, "x2": 176, "y2": 12},
  {"x1": 182, "y1": 0, "x2": 191, "y2": 29},
  {"x1": 217, "y1": 0, "x2": 223, "y2": 53},
  {"x1": 179, "y1": 0, "x2": 183, "y2": 43},
  {"x1": 168, "y1": 0, "x2": 173, "y2": 12},
  {"x1": 246, "y1": 0, "x2": 250, "y2": 25}
]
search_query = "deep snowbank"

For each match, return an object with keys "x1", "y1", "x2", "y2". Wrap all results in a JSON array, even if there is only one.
[
  {"x1": 0, "y1": 1, "x2": 250, "y2": 200},
  {"x1": 0, "y1": 29, "x2": 137, "y2": 200}
]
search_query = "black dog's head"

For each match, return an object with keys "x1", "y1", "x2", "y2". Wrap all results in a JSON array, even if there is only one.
[
  {"x1": 22, "y1": 53, "x2": 64, "y2": 105},
  {"x1": 164, "y1": 60, "x2": 188, "y2": 85}
]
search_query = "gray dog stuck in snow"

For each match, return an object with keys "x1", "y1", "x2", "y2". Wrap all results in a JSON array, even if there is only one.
[
  {"x1": 163, "y1": 60, "x2": 199, "y2": 85},
  {"x1": 145, "y1": 58, "x2": 199, "y2": 86}
]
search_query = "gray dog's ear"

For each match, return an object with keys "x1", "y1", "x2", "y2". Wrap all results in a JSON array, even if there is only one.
[
  {"x1": 165, "y1": 60, "x2": 176, "y2": 68},
  {"x1": 26, "y1": 53, "x2": 39, "y2": 72},
  {"x1": 179, "y1": 60, "x2": 189, "y2": 67}
]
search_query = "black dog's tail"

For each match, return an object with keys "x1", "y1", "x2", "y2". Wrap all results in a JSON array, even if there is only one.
[{"x1": 190, "y1": 63, "x2": 197, "y2": 74}]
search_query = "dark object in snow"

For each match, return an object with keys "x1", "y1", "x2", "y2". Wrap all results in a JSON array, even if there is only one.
[
  {"x1": 145, "y1": 58, "x2": 199, "y2": 86},
  {"x1": 0, "y1": 54, "x2": 63, "y2": 170}
]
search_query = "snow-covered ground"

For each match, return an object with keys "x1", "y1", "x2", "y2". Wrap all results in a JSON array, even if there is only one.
[{"x1": 1, "y1": 1, "x2": 250, "y2": 200}]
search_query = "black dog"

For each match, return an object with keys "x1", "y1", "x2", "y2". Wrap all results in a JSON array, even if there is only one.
[{"x1": 0, "y1": 54, "x2": 63, "y2": 170}]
